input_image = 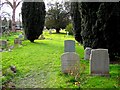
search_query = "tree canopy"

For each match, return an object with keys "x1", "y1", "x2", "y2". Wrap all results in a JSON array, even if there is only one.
[
  {"x1": 71, "y1": 2, "x2": 120, "y2": 61},
  {"x1": 45, "y1": 2, "x2": 70, "y2": 33}
]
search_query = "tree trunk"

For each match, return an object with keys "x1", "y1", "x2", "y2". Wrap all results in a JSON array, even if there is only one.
[
  {"x1": 56, "y1": 28, "x2": 60, "y2": 33},
  {"x1": 12, "y1": 7, "x2": 16, "y2": 32}
]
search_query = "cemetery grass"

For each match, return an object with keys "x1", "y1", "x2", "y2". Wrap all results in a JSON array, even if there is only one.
[{"x1": 1, "y1": 30, "x2": 119, "y2": 88}]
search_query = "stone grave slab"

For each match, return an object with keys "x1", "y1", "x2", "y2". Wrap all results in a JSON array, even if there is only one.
[
  {"x1": 0, "y1": 40, "x2": 7, "y2": 49},
  {"x1": 84, "y1": 47, "x2": 92, "y2": 60},
  {"x1": 90, "y1": 49, "x2": 109, "y2": 76},
  {"x1": 61, "y1": 52, "x2": 80, "y2": 74},
  {"x1": 14, "y1": 38, "x2": 22, "y2": 45},
  {"x1": 64, "y1": 40, "x2": 75, "y2": 52}
]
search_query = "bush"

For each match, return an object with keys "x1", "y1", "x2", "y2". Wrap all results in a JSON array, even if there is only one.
[{"x1": 65, "y1": 23, "x2": 73, "y2": 35}]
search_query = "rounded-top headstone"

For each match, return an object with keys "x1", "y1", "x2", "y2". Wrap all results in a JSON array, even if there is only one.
[
  {"x1": 84, "y1": 47, "x2": 92, "y2": 60},
  {"x1": 61, "y1": 52, "x2": 80, "y2": 74}
]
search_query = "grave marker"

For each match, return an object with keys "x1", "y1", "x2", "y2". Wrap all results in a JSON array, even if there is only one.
[
  {"x1": 84, "y1": 47, "x2": 92, "y2": 60},
  {"x1": 64, "y1": 40, "x2": 75, "y2": 52},
  {"x1": 61, "y1": 52, "x2": 80, "y2": 74},
  {"x1": 0, "y1": 40, "x2": 7, "y2": 49},
  {"x1": 90, "y1": 49, "x2": 109, "y2": 76}
]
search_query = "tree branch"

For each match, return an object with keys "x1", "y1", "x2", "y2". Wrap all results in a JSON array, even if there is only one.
[
  {"x1": 5, "y1": 0, "x2": 13, "y2": 9},
  {"x1": 16, "y1": 0, "x2": 22, "y2": 8}
]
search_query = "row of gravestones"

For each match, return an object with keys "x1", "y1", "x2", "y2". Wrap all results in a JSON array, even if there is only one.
[
  {"x1": 61, "y1": 40, "x2": 109, "y2": 76},
  {"x1": 0, "y1": 34, "x2": 23, "y2": 52}
]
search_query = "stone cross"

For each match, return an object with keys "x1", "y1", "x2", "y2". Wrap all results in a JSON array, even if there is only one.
[
  {"x1": 64, "y1": 40, "x2": 75, "y2": 52},
  {"x1": 90, "y1": 49, "x2": 109, "y2": 76},
  {"x1": 84, "y1": 47, "x2": 92, "y2": 60},
  {"x1": 61, "y1": 52, "x2": 80, "y2": 74}
]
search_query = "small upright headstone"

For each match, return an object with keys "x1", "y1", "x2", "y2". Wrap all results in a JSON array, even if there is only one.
[
  {"x1": 90, "y1": 49, "x2": 109, "y2": 76},
  {"x1": 0, "y1": 40, "x2": 7, "y2": 49},
  {"x1": 39, "y1": 34, "x2": 45, "y2": 40},
  {"x1": 61, "y1": 52, "x2": 80, "y2": 74},
  {"x1": 14, "y1": 38, "x2": 22, "y2": 45},
  {"x1": 18, "y1": 34, "x2": 23, "y2": 39},
  {"x1": 49, "y1": 30, "x2": 52, "y2": 34},
  {"x1": 64, "y1": 40, "x2": 75, "y2": 52},
  {"x1": 66, "y1": 31, "x2": 69, "y2": 36},
  {"x1": 84, "y1": 47, "x2": 92, "y2": 60}
]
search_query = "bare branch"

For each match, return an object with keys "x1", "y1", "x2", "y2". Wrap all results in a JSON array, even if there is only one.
[
  {"x1": 16, "y1": 0, "x2": 22, "y2": 8},
  {"x1": 5, "y1": 0, "x2": 13, "y2": 9}
]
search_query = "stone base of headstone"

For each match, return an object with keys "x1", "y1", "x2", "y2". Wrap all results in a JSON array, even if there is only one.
[
  {"x1": 61, "y1": 52, "x2": 80, "y2": 74},
  {"x1": 90, "y1": 49, "x2": 109, "y2": 76},
  {"x1": 84, "y1": 47, "x2": 92, "y2": 60},
  {"x1": 14, "y1": 38, "x2": 22, "y2": 45},
  {"x1": 0, "y1": 40, "x2": 7, "y2": 49}
]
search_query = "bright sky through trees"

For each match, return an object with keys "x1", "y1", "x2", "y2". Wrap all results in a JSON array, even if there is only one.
[{"x1": 1, "y1": 0, "x2": 64, "y2": 21}]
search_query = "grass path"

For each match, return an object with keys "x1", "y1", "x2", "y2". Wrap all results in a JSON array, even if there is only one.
[{"x1": 1, "y1": 30, "x2": 119, "y2": 88}]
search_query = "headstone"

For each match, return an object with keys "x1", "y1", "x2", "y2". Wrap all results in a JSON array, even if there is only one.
[
  {"x1": 90, "y1": 49, "x2": 109, "y2": 76},
  {"x1": 14, "y1": 38, "x2": 22, "y2": 45},
  {"x1": 39, "y1": 34, "x2": 45, "y2": 40},
  {"x1": 0, "y1": 48, "x2": 2, "y2": 52},
  {"x1": 64, "y1": 40, "x2": 75, "y2": 52},
  {"x1": 0, "y1": 40, "x2": 7, "y2": 49},
  {"x1": 84, "y1": 47, "x2": 92, "y2": 60},
  {"x1": 67, "y1": 31, "x2": 69, "y2": 36},
  {"x1": 49, "y1": 30, "x2": 52, "y2": 34},
  {"x1": 18, "y1": 34, "x2": 23, "y2": 39},
  {"x1": 61, "y1": 52, "x2": 80, "y2": 74}
]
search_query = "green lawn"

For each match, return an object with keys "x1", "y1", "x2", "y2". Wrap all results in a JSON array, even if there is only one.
[{"x1": 1, "y1": 30, "x2": 119, "y2": 88}]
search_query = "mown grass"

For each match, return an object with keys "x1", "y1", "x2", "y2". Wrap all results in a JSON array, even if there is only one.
[{"x1": 1, "y1": 30, "x2": 120, "y2": 88}]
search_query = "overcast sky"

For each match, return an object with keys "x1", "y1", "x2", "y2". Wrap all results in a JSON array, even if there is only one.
[{"x1": 1, "y1": 0, "x2": 64, "y2": 21}]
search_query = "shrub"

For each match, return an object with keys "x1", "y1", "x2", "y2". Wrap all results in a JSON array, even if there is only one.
[{"x1": 65, "y1": 23, "x2": 73, "y2": 35}]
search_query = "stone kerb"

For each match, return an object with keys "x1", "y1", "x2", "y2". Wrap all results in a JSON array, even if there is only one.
[
  {"x1": 61, "y1": 52, "x2": 80, "y2": 74},
  {"x1": 90, "y1": 49, "x2": 109, "y2": 76}
]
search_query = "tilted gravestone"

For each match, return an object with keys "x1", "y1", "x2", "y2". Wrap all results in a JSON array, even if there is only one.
[
  {"x1": 84, "y1": 47, "x2": 92, "y2": 60},
  {"x1": 90, "y1": 49, "x2": 109, "y2": 76},
  {"x1": 64, "y1": 40, "x2": 75, "y2": 52},
  {"x1": 61, "y1": 52, "x2": 80, "y2": 74},
  {"x1": 0, "y1": 40, "x2": 7, "y2": 49},
  {"x1": 14, "y1": 38, "x2": 22, "y2": 45}
]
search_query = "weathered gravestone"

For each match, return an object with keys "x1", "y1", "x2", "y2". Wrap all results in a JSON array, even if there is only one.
[
  {"x1": 90, "y1": 49, "x2": 109, "y2": 76},
  {"x1": 61, "y1": 52, "x2": 80, "y2": 74},
  {"x1": 0, "y1": 40, "x2": 7, "y2": 49},
  {"x1": 14, "y1": 38, "x2": 22, "y2": 45},
  {"x1": 18, "y1": 34, "x2": 23, "y2": 39},
  {"x1": 39, "y1": 34, "x2": 45, "y2": 40},
  {"x1": 84, "y1": 47, "x2": 92, "y2": 60},
  {"x1": 49, "y1": 30, "x2": 52, "y2": 34},
  {"x1": 64, "y1": 40, "x2": 75, "y2": 52}
]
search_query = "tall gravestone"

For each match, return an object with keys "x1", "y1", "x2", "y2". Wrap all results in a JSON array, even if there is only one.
[
  {"x1": 90, "y1": 49, "x2": 109, "y2": 76},
  {"x1": 64, "y1": 40, "x2": 75, "y2": 52},
  {"x1": 61, "y1": 52, "x2": 80, "y2": 74},
  {"x1": 84, "y1": 47, "x2": 92, "y2": 60}
]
